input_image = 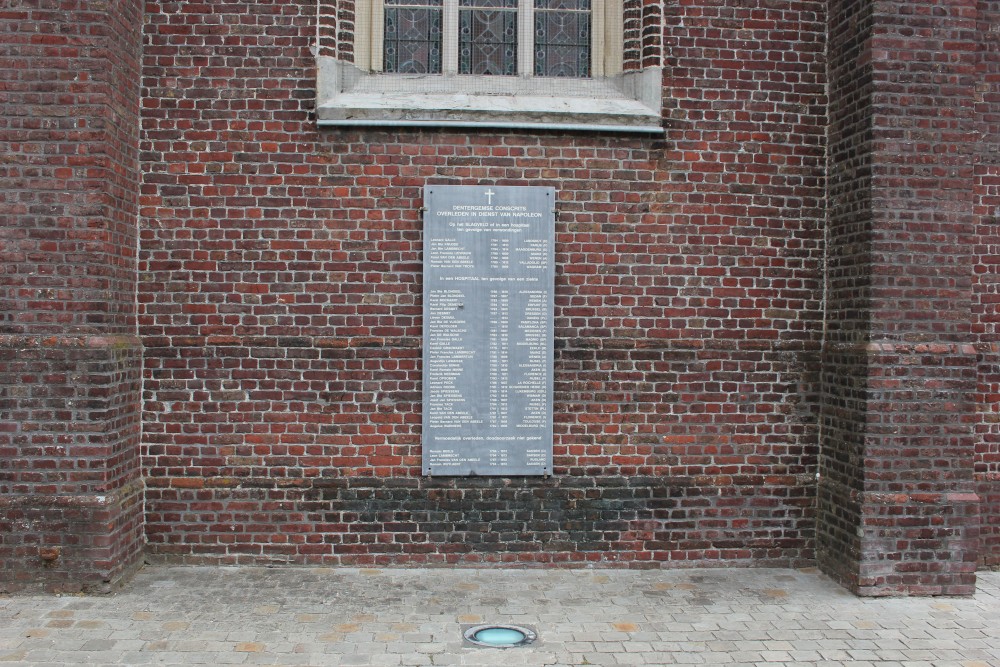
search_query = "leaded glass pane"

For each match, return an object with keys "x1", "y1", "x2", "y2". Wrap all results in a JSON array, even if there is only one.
[
  {"x1": 459, "y1": 0, "x2": 516, "y2": 7},
  {"x1": 534, "y1": 0, "x2": 590, "y2": 77},
  {"x1": 458, "y1": 0, "x2": 517, "y2": 76},
  {"x1": 384, "y1": 0, "x2": 443, "y2": 74},
  {"x1": 534, "y1": 0, "x2": 589, "y2": 10}
]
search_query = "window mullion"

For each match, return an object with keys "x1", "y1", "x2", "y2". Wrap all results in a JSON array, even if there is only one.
[
  {"x1": 517, "y1": 0, "x2": 534, "y2": 76},
  {"x1": 443, "y1": 0, "x2": 458, "y2": 74},
  {"x1": 591, "y1": 0, "x2": 604, "y2": 77},
  {"x1": 601, "y1": 0, "x2": 622, "y2": 76},
  {"x1": 369, "y1": 0, "x2": 383, "y2": 71}
]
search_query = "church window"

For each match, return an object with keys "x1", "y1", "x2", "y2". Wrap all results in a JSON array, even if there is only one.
[{"x1": 315, "y1": 0, "x2": 663, "y2": 132}]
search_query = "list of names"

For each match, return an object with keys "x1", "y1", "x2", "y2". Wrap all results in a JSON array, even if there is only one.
[{"x1": 422, "y1": 185, "x2": 554, "y2": 476}]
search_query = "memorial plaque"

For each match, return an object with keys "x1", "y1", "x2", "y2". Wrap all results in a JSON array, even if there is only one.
[{"x1": 422, "y1": 185, "x2": 555, "y2": 476}]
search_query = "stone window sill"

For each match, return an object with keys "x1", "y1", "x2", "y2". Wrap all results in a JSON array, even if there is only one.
[{"x1": 316, "y1": 58, "x2": 663, "y2": 134}]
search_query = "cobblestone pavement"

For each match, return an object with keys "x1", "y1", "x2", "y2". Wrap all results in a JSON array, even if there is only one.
[{"x1": 1, "y1": 566, "x2": 998, "y2": 666}]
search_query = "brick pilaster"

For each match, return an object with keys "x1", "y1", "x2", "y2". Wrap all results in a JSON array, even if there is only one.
[
  {"x1": 820, "y1": 0, "x2": 980, "y2": 595},
  {"x1": 0, "y1": 0, "x2": 145, "y2": 592},
  {"x1": 972, "y1": 0, "x2": 1000, "y2": 570}
]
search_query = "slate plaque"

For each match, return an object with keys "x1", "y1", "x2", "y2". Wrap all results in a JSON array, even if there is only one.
[{"x1": 422, "y1": 185, "x2": 555, "y2": 476}]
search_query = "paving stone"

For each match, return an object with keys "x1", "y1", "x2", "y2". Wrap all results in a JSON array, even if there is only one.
[{"x1": 0, "y1": 568, "x2": 998, "y2": 665}]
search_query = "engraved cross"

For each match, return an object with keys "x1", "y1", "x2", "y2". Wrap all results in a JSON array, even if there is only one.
[{"x1": 484, "y1": 189, "x2": 495, "y2": 205}]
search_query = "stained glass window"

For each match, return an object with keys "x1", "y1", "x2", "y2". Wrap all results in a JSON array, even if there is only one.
[
  {"x1": 380, "y1": 0, "x2": 592, "y2": 78},
  {"x1": 459, "y1": 0, "x2": 518, "y2": 75},
  {"x1": 534, "y1": 0, "x2": 590, "y2": 77},
  {"x1": 383, "y1": 0, "x2": 444, "y2": 74}
]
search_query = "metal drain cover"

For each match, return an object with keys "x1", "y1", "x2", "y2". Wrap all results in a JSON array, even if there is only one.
[{"x1": 462, "y1": 624, "x2": 537, "y2": 648}]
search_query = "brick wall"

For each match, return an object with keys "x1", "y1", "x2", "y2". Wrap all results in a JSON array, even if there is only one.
[
  {"x1": 139, "y1": 0, "x2": 826, "y2": 566},
  {"x1": 5, "y1": 0, "x2": 996, "y2": 591},
  {"x1": 0, "y1": 0, "x2": 145, "y2": 591}
]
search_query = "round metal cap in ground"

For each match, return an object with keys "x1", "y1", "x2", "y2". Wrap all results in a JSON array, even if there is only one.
[{"x1": 463, "y1": 624, "x2": 537, "y2": 648}]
